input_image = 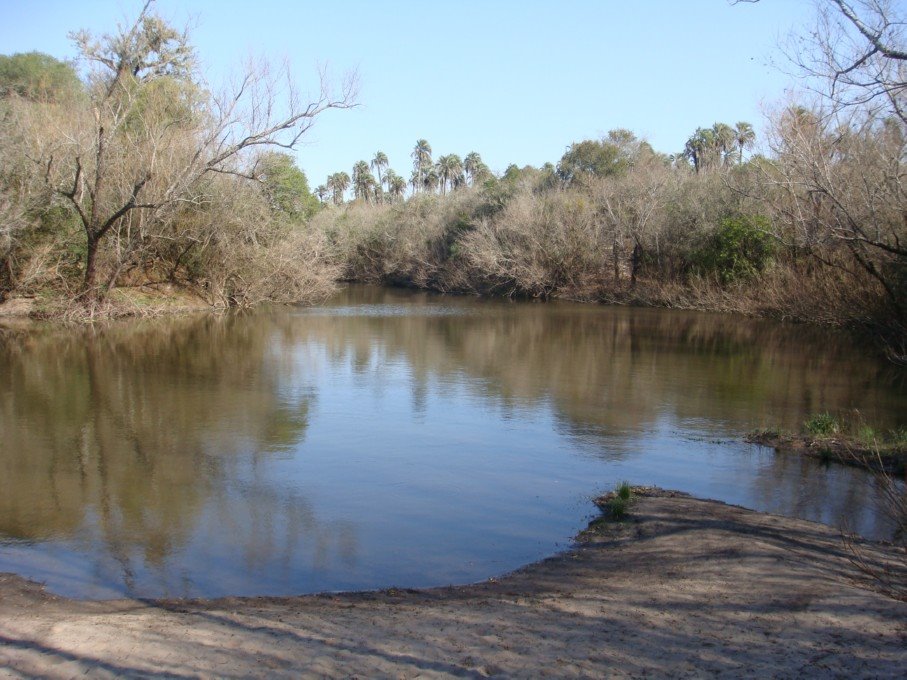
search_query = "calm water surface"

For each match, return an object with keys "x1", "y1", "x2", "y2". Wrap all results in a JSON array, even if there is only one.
[{"x1": 1, "y1": 286, "x2": 904, "y2": 599}]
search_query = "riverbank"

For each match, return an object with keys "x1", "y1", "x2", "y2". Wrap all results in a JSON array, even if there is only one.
[
  {"x1": 1, "y1": 489, "x2": 904, "y2": 678},
  {"x1": 0, "y1": 284, "x2": 214, "y2": 323},
  {"x1": 747, "y1": 430, "x2": 907, "y2": 476}
]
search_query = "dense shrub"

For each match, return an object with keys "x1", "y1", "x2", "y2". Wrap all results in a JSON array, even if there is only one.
[{"x1": 693, "y1": 215, "x2": 775, "y2": 285}]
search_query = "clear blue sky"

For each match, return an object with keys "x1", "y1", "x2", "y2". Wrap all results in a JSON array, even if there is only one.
[{"x1": 0, "y1": 0, "x2": 816, "y2": 188}]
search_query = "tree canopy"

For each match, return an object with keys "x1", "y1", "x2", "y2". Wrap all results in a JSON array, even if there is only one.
[
  {"x1": 258, "y1": 152, "x2": 319, "y2": 221},
  {"x1": 556, "y1": 131, "x2": 645, "y2": 184},
  {"x1": 0, "y1": 52, "x2": 82, "y2": 102}
]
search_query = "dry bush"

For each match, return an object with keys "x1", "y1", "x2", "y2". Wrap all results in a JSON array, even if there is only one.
[
  {"x1": 1, "y1": 88, "x2": 339, "y2": 312},
  {"x1": 162, "y1": 178, "x2": 338, "y2": 308},
  {"x1": 744, "y1": 104, "x2": 907, "y2": 343},
  {"x1": 0, "y1": 2, "x2": 355, "y2": 314},
  {"x1": 206, "y1": 229, "x2": 338, "y2": 308},
  {"x1": 457, "y1": 189, "x2": 607, "y2": 298},
  {"x1": 313, "y1": 188, "x2": 485, "y2": 290}
]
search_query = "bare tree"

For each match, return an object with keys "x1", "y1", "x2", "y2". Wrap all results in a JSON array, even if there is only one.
[
  {"x1": 794, "y1": 0, "x2": 907, "y2": 123},
  {"x1": 731, "y1": 1, "x2": 907, "y2": 352},
  {"x1": 762, "y1": 105, "x2": 904, "y2": 310},
  {"x1": 593, "y1": 158, "x2": 673, "y2": 287},
  {"x1": 33, "y1": 0, "x2": 355, "y2": 303}
]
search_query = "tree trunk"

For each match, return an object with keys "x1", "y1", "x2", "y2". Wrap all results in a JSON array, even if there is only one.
[
  {"x1": 612, "y1": 238, "x2": 621, "y2": 285},
  {"x1": 84, "y1": 233, "x2": 101, "y2": 300},
  {"x1": 0, "y1": 254, "x2": 15, "y2": 301},
  {"x1": 631, "y1": 243, "x2": 642, "y2": 287}
]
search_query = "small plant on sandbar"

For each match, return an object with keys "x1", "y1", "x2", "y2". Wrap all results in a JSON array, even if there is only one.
[
  {"x1": 607, "y1": 481, "x2": 634, "y2": 519},
  {"x1": 608, "y1": 496, "x2": 629, "y2": 519},
  {"x1": 804, "y1": 412, "x2": 839, "y2": 436},
  {"x1": 616, "y1": 480, "x2": 632, "y2": 501}
]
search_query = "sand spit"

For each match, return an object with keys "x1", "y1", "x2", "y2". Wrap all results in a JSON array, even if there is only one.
[{"x1": 1, "y1": 489, "x2": 904, "y2": 678}]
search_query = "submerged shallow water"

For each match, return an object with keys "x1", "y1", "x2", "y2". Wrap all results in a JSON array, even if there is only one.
[{"x1": 0, "y1": 286, "x2": 904, "y2": 599}]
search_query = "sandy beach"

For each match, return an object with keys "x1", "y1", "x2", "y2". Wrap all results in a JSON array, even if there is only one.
[{"x1": 1, "y1": 489, "x2": 904, "y2": 678}]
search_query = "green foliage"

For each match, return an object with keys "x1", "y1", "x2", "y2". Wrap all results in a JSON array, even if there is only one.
[
  {"x1": 804, "y1": 413, "x2": 840, "y2": 436},
  {"x1": 890, "y1": 427, "x2": 907, "y2": 447},
  {"x1": 122, "y1": 75, "x2": 200, "y2": 134},
  {"x1": 502, "y1": 164, "x2": 524, "y2": 184},
  {"x1": 857, "y1": 425, "x2": 878, "y2": 445},
  {"x1": 693, "y1": 215, "x2": 775, "y2": 285},
  {"x1": 258, "y1": 152, "x2": 319, "y2": 221},
  {"x1": 36, "y1": 204, "x2": 80, "y2": 235},
  {"x1": 557, "y1": 139, "x2": 629, "y2": 183},
  {"x1": 608, "y1": 496, "x2": 628, "y2": 519},
  {"x1": 684, "y1": 121, "x2": 754, "y2": 171},
  {"x1": 478, "y1": 165, "x2": 553, "y2": 218},
  {"x1": 0, "y1": 52, "x2": 82, "y2": 102},
  {"x1": 605, "y1": 481, "x2": 634, "y2": 519},
  {"x1": 617, "y1": 481, "x2": 632, "y2": 501},
  {"x1": 441, "y1": 211, "x2": 474, "y2": 259}
]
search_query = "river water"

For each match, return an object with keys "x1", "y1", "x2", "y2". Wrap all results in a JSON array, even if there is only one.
[{"x1": 0, "y1": 286, "x2": 904, "y2": 599}]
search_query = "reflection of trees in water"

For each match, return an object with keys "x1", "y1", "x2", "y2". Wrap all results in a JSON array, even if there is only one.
[
  {"x1": 1, "y1": 288, "x2": 904, "y2": 591},
  {"x1": 307, "y1": 288, "x2": 906, "y2": 446},
  {"x1": 0, "y1": 314, "x2": 356, "y2": 589},
  {"x1": 744, "y1": 449, "x2": 892, "y2": 539},
  {"x1": 216, "y1": 483, "x2": 358, "y2": 575},
  {"x1": 305, "y1": 288, "x2": 906, "y2": 537}
]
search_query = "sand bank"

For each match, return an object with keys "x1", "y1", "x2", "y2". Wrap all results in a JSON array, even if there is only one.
[{"x1": 1, "y1": 489, "x2": 904, "y2": 678}]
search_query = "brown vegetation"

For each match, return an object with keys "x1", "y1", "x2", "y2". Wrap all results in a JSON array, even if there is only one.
[
  {"x1": 747, "y1": 430, "x2": 906, "y2": 476},
  {"x1": 312, "y1": 137, "x2": 900, "y2": 342},
  {"x1": 0, "y1": 1, "x2": 350, "y2": 317},
  {"x1": 307, "y1": 1, "x2": 905, "y2": 355},
  {"x1": 0, "y1": 0, "x2": 904, "y2": 347}
]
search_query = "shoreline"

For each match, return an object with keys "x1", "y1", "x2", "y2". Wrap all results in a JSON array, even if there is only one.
[
  {"x1": 747, "y1": 430, "x2": 907, "y2": 476},
  {"x1": 2, "y1": 281, "x2": 900, "y2": 364},
  {"x1": 2, "y1": 489, "x2": 904, "y2": 677},
  {"x1": 0, "y1": 280, "x2": 881, "y2": 329},
  {"x1": 0, "y1": 284, "x2": 216, "y2": 323}
]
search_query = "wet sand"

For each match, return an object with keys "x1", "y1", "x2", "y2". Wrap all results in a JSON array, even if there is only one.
[{"x1": 1, "y1": 489, "x2": 904, "y2": 678}]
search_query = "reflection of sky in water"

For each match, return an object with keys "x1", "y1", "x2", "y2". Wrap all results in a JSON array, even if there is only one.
[{"x1": 0, "y1": 286, "x2": 904, "y2": 599}]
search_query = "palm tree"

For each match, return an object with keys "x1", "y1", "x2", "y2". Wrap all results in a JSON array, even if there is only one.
[
  {"x1": 684, "y1": 128, "x2": 717, "y2": 173},
  {"x1": 450, "y1": 154, "x2": 465, "y2": 190},
  {"x1": 436, "y1": 154, "x2": 464, "y2": 195},
  {"x1": 734, "y1": 122, "x2": 756, "y2": 164},
  {"x1": 712, "y1": 123, "x2": 737, "y2": 166},
  {"x1": 683, "y1": 130, "x2": 704, "y2": 173},
  {"x1": 371, "y1": 151, "x2": 389, "y2": 197},
  {"x1": 315, "y1": 185, "x2": 328, "y2": 203},
  {"x1": 436, "y1": 158, "x2": 449, "y2": 195},
  {"x1": 386, "y1": 170, "x2": 407, "y2": 201},
  {"x1": 464, "y1": 152, "x2": 483, "y2": 185},
  {"x1": 352, "y1": 160, "x2": 376, "y2": 202},
  {"x1": 328, "y1": 172, "x2": 350, "y2": 205},
  {"x1": 422, "y1": 165, "x2": 439, "y2": 194},
  {"x1": 411, "y1": 139, "x2": 432, "y2": 192}
]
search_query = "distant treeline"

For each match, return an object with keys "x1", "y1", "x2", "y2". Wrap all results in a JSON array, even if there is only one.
[{"x1": 312, "y1": 108, "x2": 904, "y2": 359}]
